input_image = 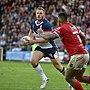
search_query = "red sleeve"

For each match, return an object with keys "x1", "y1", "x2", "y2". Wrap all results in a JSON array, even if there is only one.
[{"x1": 55, "y1": 26, "x2": 65, "y2": 37}]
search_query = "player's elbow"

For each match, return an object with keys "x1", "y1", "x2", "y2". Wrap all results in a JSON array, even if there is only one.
[
  {"x1": 79, "y1": 33, "x2": 86, "y2": 46},
  {"x1": 82, "y1": 39, "x2": 86, "y2": 46},
  {"x1": 81, "y1": 37, "x2": 86, "y2": 46}
]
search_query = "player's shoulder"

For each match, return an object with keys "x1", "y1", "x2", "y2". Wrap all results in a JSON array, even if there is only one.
[
  {"x1": 43, "y1": 18, "x2": 52, "y2": 28},
  {"x1": 43, "y1": 18, "x2": 51, "y2": 24},
  {"x1": 42, "y1": 18, "x2": 52, "y2": 30},
  {"x1": 61, "y1": 22, "x2": 71, "y2": 29},
  {"x1": 56, "y1": 26, "x2": 61, "y2": 30},
  {"x1": 64, "y1": 22, "x2": 74, "y2": 27},
  {"x1": 30, "y1": 19, "x2": 36, "y2": 25},
  {"x1": 63, "y1": 22, "x2": 70, "y2": 26}
]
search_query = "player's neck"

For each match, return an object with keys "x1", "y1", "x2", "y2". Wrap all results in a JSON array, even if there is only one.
[
  {"x1": 37, "y1": 20, "x2": 42, "y2": 24},
  {"x1": 61, "y1": 21, "x2": 67, "y2": 25},
  {"x1": 37, "y1": 18, "x2": 45, "y2": 24}
]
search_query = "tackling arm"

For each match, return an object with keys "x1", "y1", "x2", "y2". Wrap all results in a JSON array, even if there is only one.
[
  {"x1": 26, "y1": 32, "x2": 59, "y2": 45},
  {"x1": 42, "y1": 32, "x2": 59, "y2": 41},
  {"x1": 26, "y1": 38, "x2": 49, "y2": 45}
]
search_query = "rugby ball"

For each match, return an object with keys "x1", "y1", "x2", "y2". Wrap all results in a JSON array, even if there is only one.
[{"x1": 21, "y1": 36, "x2": 31, "y2": 43}]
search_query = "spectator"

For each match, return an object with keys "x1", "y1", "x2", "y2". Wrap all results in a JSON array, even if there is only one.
[{"x1": 0, "y1": 0, "x2": 90, "y2": 58}]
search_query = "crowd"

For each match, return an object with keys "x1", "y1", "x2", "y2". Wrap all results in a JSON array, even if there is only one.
[{"x1": 0, "y1": 0, "x2": 90, "y2": 61}]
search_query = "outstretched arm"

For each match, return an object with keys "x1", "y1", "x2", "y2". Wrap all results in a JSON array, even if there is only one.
[
  {"x1": 25, "y1": 32, "x2": 59, "y2": 45},
  {"x1": 25, "y1": 38, "x2": 49, "y2": 45},
  {"x1": 42, "y1": 32, "x2": 59, "y2": 41}
]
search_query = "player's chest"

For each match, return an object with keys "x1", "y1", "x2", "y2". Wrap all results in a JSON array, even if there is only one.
[{"x1": 32, "y1": 24, "x2": 44, "y2": 32}]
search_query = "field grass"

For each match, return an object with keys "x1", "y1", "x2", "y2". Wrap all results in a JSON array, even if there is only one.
[{"x1": 0, "y1": 61, "x2": 90, "y2": 90}]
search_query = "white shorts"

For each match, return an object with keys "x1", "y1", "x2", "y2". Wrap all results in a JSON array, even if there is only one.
[{"x1": 67, "y1": 54, "x2": 89, "y2": 70}]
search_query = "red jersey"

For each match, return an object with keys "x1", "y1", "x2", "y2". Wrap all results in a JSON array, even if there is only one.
[{"x1": 55, "y1": 22, "x2": 88, "y2": 56}]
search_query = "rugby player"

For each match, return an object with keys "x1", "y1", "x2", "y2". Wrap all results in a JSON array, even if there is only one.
[
  {"x1": 28, "y1": 7, "x2": 66, "y2": 89},
  {"x1": 27, "y1": 12, "x2": 90, "y2": 90}
]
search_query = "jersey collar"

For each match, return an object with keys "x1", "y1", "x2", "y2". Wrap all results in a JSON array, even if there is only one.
[{"x1": 35, "y1": 20, "x2": 44, "y2": 26}]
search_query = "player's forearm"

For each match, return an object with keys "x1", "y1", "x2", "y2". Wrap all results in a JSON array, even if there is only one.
[
  {"x1": 28, "y1": 29, "x2": 34, "y2": 38},
  {"x1": 81, "y1": 38, "x2": 86, "y2": 46},
  {"x1": 30, "y1": 39, "x2": 49, "y2": 44}
]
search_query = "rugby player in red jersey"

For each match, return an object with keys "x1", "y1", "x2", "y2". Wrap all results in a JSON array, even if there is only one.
[{"x1": 27, "y1": 13, "x2": 90, "y2": 90}]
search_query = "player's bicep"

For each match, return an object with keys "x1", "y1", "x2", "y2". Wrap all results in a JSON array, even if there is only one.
[
  {"x1": 42, "y1": 32, "x2": 59, "y2": 41},
  {"x1": 31, "y1": 38, "x2": 49, "y2": 44}
]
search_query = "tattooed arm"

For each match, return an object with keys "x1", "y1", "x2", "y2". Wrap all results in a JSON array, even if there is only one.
[
  {"x1": 26, "y1": 32, "x2": 59, "y2": 45},
  {"x1": 41, "y1": 32, "x2": 59, "y2": 41}
]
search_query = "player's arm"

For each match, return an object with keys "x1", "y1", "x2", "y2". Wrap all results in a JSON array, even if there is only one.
[
  {"x1": 28, "y1": 29, "x2": 34, "y2": 39},
  {"x1": 28, "y1": 21, "x2": 35, "y2": 38},
  {"x1": 26, "y1": 38, "x2": 49, "y2": 45},
  {"x1": 79, "y1": 32, "x2": 86, "y2": 46},
  {"x1": 42, "y1": 32, "x2": 59, "y2": 41},
  {"x1": 26, "y1": 32, "x2": 59, "y2": 45}
]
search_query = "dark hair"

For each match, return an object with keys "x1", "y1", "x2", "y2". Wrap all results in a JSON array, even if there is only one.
[{"x1": 59, "y1": 13, "x2": 67, "y2": 21}]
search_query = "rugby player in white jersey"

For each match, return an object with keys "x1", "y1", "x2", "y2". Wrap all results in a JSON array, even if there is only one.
[{"x1": 28, "y1": 7, "x2": 66, "y2": 89}]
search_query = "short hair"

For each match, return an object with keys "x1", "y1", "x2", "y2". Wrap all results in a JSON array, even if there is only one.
[
  {"x1": 36, "y1": 7, "x2": 45, "y2": 12},
  {"x1": 59, "y1": 13, "x2": 67, "y2": 21}
]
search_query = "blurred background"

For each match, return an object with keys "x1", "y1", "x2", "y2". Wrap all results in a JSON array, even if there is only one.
[{"x1": 0, "y1": 0, "x2": 90, "y2": 64}]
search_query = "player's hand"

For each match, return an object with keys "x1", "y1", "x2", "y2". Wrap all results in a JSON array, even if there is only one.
[{"x1": 25, "y1": 40, "x2": 34, "y2": 45}]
